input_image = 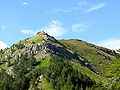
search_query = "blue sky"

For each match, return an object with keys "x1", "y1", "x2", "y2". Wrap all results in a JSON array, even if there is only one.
[{"x1": 0, "y1": 0, "x2": 120, "y2": 49}]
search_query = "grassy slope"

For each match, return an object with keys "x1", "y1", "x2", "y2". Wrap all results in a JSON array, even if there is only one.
[
  {"x1": 38, "y1": 78, "x2": 53, "y2": 90},
  {"x1": 59, "y1": 39, "x2": 120, "y2": 88},
  {"x1": 0, "y1": 36, "x2": 44, "y2": 69},
  {"x1": 69, "y1": 60, "x2": 109, "y2": 87},
  {"x1": 1, "y1": 34, "x2": 120, "y2": 89},
  {"x1": 59, "y1": 39, "x2": 116, "y2": 74}
]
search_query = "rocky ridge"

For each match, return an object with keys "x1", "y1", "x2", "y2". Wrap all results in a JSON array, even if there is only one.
[
  {"x1": 1, "y1": 31, "x2": 120, "y2": 90},
  {"x1": 0, "y1": 31, "x2": 76, "y2": 71}
]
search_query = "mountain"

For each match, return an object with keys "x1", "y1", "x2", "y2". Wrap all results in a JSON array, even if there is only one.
[{"x1": 0, "y1": 31, "x2": 120, "y2": 90}]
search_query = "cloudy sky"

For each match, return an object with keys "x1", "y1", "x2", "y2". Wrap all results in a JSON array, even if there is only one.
[{"x1": 0, "y1": 0, "x2": 120, "y2": 49}]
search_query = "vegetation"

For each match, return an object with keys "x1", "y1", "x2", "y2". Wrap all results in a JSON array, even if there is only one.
[
  {"x1": 0, "y1": 54, "x2": 104, "y2": 90},
  {"x1": 34, "y1": 37, "x2": 44, "y2": 44},
  {"x1": 43, "y1": 56, "x2": 97, "y2": 90},
  {"x1": 59, "y1": 39, "x2": 114, "y2": 74},
  {"x1": 1, "y1": 32, "x2": 120, "y2": 90}
]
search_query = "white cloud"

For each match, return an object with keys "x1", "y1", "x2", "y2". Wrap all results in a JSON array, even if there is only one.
[
  {"x1": 50, "y1": 8, "x2": 72, "y2": 13},
  {"x1": 45, "y1": 1, "x2": 106, "y2": 14},
  {"x1": 86, "y1": 3, "x2": 106, "y2": 13},
  {"x1": 42, "y1": 20, "x2": 66, "y2": 38},
  {"x1": 77, "y1": 0, "x2": 87, "y2": 7},
  {"x1": 72, "y1": 22, "x2": 89, "y2": 32},
  {"x1": 0, "y1": 25, "x2": 7, "y2": 30},
  {"x1": 21, "y1": 30, "x2": 36, "y2": 35},
  {"x1": 45, "y1": 7, "x2": 78, "y2": 13},
  {"x1": 22, "y1": 2, "x2": 28, "y2": 6},
  {"x1": 95, "y1": 38, "x2": 120, "y2": 50},
  {"x1": 45, "y1": 0, "x2": 88, "y2": 14},
  {"x1": 21, "y1": 20, "x2": 66, "y2": 38},
  {"x1": 0, "y1": 41, "x2": 8, "y2": 49}
]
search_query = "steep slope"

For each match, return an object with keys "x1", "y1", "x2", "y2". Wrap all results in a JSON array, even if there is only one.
[
  {"x1": 0, "y1": 32, "x2": 120, "y2": 90},
  {"x1": 59, "y1": 39, "x2": 120, "y2": 88},
  {"x1": 59, "y1": 39, "x2": 118, "y2": 74},
  {"x1": 0, "y1": 32, "x2": 75, "y2": 70}
]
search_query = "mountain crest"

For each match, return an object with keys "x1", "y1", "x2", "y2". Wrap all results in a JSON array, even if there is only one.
[
  {"x1": 0, "y1": 32, "x2": 120, "y2": 90},
  {"x1": 0, "y1": 32, "x2": 75, "y2": 63}
]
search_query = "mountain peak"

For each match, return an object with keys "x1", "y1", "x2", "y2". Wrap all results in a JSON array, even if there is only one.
[
  {"x1": 0, "y1": 32, "x2": 120, "y2": 90},
  {"x1": 36, "y1": 31, "x2": 53, "y2": 41},
  {"x1": 37, "y1": 31, "x2": 47, "y2": 35}
]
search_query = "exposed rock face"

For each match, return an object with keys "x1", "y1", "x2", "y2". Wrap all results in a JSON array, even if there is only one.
[
  {"x1": 96, "y1": 52, "x2": 111, "y2": 60},
  {"x1": 45, "y1": 43, "x2": 75, "y2": 59},
  {"x1": 31, "y1": 31, "x2": 76, "y2": 59},
  {"x1": 87, "y1": 43, "x2": 118, "y2": 56},
  {"x1": 5, "y1": 67, "x2": 13, "y2": 76},
  {"x1": 0, "y1": 31, "x2": 78, "y2": 76},
  {"x1": 1, "y1": 31, "x2": 118, "y2": 78},
  {"x1": 37, "y1": 31, "x2": 47, "y2": 36},
  {"x1": 0, "y1": 31, "x2": 76, "y2": 66}
]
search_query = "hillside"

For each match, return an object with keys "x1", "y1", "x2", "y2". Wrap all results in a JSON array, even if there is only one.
[{"x1": 0, "y1": 31, "x2": 120, "y2": 90}]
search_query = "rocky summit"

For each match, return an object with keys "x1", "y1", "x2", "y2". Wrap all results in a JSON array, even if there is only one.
[{"x1": 0, "y1": 31, "x2": 120, "y2": 90}]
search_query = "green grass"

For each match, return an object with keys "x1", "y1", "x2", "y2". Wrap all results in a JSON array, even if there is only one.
[
  {"x1": 0, "y1": 53, "x2": 6, "y2": 56},
  {"x1": 17, "y1": 39, "x2": 28, "y2": 44},
  {"x1": 59, "y1": 39, "x2": 115, "y2": 74},
  {"x1": 1, "y1": 34, "x2": 120, "y2": 89},
  {"x1": 41, "y1": 57, "x2": 50, "y2": 67},
  {"x1": 0, "y1": 62, "x2": 11, "y2": 70},
  {"x1": 36, "y1": 56, "x2": 51, "y2": 68},
  {"x1": 59, "y1": 39, "x2": 118, "y2": 88},
  {"x1": 34, "y1": 37, "x2": 44, "y2": 44},
  {"x1": 69, "y1": 60, "x2": 110, "y2": 87},
  {"x1": 38, "y1": 78, "x2": 53, "y2": 90}
]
